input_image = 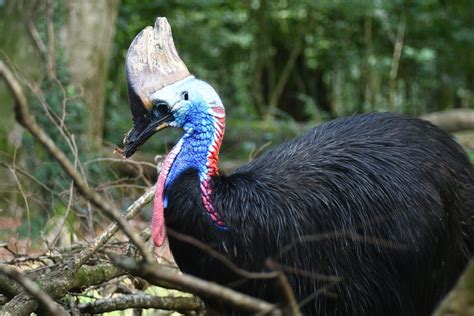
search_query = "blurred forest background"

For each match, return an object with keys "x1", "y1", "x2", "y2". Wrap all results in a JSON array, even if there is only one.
[
  {"x1": 0, "y1": 0, "x2": 474, "y2": 252},
  {"x1": 0, "y1": 0, "x2": 474, "y2": 314}
]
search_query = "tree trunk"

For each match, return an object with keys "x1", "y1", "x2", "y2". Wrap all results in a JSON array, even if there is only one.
[{"x1": 60, "y1": 0, "x2": 120, "y2": 149}]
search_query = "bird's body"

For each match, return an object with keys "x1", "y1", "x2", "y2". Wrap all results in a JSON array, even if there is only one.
[
  {"x1": 163, "y1": 111, "x2": 474, "y2": 315},
  {"x1": 122, "y1": 20, "x2": 474, "y2": 316}
]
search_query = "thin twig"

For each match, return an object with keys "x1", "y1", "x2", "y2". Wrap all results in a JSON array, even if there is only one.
[
  {"x1": 46, "y1": 0, "x2": 56, "y2": 78},
  {"x1": 48, "y1": 181, "x2": 74, "y2": 249},
  {"x1": 278, "y1": 230, "x2": 406, "y2": 258},
  {"x1": 75, "y1": 186, "x2": 155, "y2": 268},
  {"x1": 167, "y1": 228, "x2": 278, "y2": 280},
  {"x1": 9, "y1": 146, "x2": 32, "y2": 242},
  {"x1": 85, "y1": 157, "x2": 157, "y2": 169},
  {"x1": 275, "y1": 263, "x2": 341, "y2": 283},
  {"x1": 265, "y1": 259, "x2": 301, "y2": 316}
]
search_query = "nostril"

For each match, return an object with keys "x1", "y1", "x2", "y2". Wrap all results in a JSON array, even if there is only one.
[
  {"x1": 153, "y1": 100, "x2": 169, "y2": 115},
  {"x1": 157, "y1": 103, "x2": 168, "y2": 113}
]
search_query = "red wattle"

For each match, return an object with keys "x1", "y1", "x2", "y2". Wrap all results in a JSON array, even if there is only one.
[{"x1": 151, "y1": 142, "x2": 183, "y2": 247}]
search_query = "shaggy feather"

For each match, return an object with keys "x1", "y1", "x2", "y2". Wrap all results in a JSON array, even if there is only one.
[{"x1": 164, "y1": 112, "x2": 474, "y2": 315}]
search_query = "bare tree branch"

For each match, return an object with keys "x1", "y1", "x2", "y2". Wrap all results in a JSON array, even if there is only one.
[
  {"x1": 267, "y1": 37, "x2": 303, "y2": 116},
  {"x1": 78, "y1": 294, "x2": 204, "y2": 314},
  {"x1": 110, "y1": 256, "x2": 282, "y2": 315},
  {"x1": 75, "y1": 186, "x2": 155, "y2": 269}
]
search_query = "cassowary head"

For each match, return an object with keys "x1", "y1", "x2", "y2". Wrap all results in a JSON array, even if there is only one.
[{"x1": 123, "y1": 18, "x2": 225, "y2": 158}]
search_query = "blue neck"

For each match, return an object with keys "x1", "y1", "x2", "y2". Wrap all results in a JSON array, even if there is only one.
[{"x1": 163, "y1": 112, "x2": 217, "y2": 207}]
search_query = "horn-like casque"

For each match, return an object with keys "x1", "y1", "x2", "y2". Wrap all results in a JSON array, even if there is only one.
[
  {"x1": 121, "y1": 18, "x2": 191, "y2": 155},
  {"x1": 125, "y1": 18, "x2": 190, "y2": 110},
  {"x1": 126, "y1": 17, "x2": 190, "y2": 112}
]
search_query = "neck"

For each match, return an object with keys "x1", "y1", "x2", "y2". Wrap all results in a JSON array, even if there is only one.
[{"x1": 151, "y1": 106, "x2": 225, "y2": 246}]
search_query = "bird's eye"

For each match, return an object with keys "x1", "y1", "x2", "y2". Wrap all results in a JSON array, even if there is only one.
[
  {"x1": 181, "y1": 91, "x2": 189, "y2": 101},
  {"x1": 155, "y1": 102, "x2": 169, "y2": 114}
]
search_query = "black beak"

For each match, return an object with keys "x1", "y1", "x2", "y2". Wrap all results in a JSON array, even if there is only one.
[{"x1": 123, "y1": 111, "x2": 172, "y2": 158}]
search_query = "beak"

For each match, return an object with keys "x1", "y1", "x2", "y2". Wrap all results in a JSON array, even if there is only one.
[{"x1": 122, "y1": 111, "x2": 172, "y2": 158}]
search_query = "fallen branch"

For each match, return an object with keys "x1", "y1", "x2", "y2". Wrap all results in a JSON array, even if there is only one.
[
  {"x1": 0, "y1": 263, "x2": 125, "y2": 314},
  {"x1": 0, "y1": 265, "x2": 68, "y2": 316},
  {"x1": 0, "y1": 273, "x2": 22, "y2": 298},
  {"x1": 110, "y1": 256, "x2": 282, "y2": 315},
  {"x1": 78, "y1": 294, "x2": 204, "y2": 314},
  {"x1": 421, "y1": 109, "x2": 474, "y2": 133}
]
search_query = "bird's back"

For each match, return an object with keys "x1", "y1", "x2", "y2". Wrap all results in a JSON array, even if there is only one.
[{"x1": 167, "y1": 112, "x2": 474, "y2": 315}]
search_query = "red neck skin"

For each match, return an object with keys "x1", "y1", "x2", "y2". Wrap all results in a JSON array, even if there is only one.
[
  {"x1": 200, "y1": 106, "x2": 226, "y2": 227},
  {"x1": 151, "y1": 105, "x2": 226, "y2": 246}
]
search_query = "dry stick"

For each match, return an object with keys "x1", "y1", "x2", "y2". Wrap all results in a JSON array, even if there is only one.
[
  {"x1": 274, "y1": 262, "x2": 341, "y2": 283},
  {"x1": 167, "y1": 228, "x2": 278, "y2": 280},
  {"x1": 111, "y1": 256, "x2": 282, "y2": 315},
  {"x1": 265, "y1": 259, "x2": 301, "y2": 316},
  {"x1": 267, "y1": 36, "x2": 303, "y2": 116},
  {"x1": 78, "y1": 294, "x2": 204, "y2": 314},
  {"x1": 75, "y1": 186, "x2": 155, "y2": 268},
  {"x1": 0, "y1": 60, "x2": 152, "y2": 264},
  {"x1": 0, "y1": 265, "x2": 68, "y2": 316}
]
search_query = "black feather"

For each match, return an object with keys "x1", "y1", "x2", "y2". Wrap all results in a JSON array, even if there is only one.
[{"x1": 165, "y1": 112, "x2": 474, "y2": 316}]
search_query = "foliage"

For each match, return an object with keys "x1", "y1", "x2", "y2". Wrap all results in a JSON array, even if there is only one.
[{"x1": 105, "y1": 0, "x2": 474, "y2": 146}]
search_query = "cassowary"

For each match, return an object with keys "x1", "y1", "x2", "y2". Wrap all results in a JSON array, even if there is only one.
[{"x1": 122, "y1": 18, "x2": 474, "y2": 315}]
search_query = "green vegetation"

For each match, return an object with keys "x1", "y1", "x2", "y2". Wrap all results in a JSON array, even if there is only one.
[
  {"x1": 106, "y1": 0, "x2": 473, "y2": 141},
  {"x1": 102, "y1": 0, "x2": 474, "y2": 165}
]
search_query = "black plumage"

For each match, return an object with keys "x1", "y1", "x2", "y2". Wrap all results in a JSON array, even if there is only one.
[
  {"x1": 122, "y1": 19, "x2": 473, "y2": 315},
  {"x1": 164, "y1": 113, "x2": 474, "y2": 315}
]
